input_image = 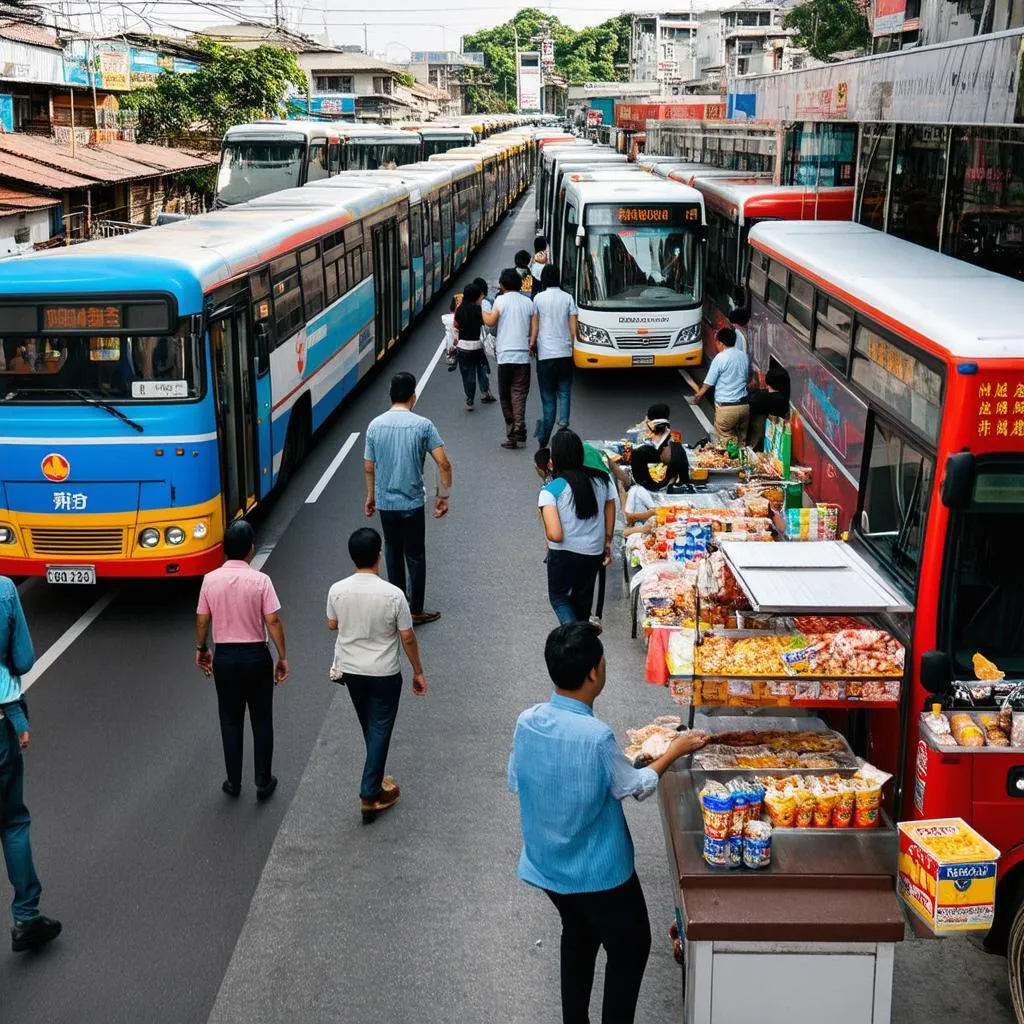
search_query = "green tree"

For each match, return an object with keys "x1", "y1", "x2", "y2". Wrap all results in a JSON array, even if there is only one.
[
  {"x1": 120, "y1": 41, "x2": 306, "y2": 143},
  {"x1": 784, "y1": 0, "x2": 869, "y2": 62},
  {"x1": 463, "y1": 9, "x2": 630, "y2": 112}
]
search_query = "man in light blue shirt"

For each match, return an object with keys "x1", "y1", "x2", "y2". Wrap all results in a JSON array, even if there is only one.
[
  {"x1": 0, "y1": 576, "x2": 62, "y2": 952},
  {"x1": 530, "y1": 264, "x2": 579, "y2": 448},
  {"x1": 364, "y1": 372, "x2": 452, "y2": 624},
  {"x1": 509, "y1": 622, "x2": 708, "y2": 1023},
  {"x1": 689, "y1": 326, "x2": 751, "y2": 445}
]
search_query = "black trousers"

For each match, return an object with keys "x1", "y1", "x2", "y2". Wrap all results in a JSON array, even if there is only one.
[
  {"x1": 545, "y1": 872, "x2": 652, "y2": 1024},
  {"x1": 212, "y1": 642, "x2": 274, "y2": 789},
  {"x1": 379, "y1": 506, "x2": 427, "y2": 615},
  {"x1": 547, "y1": 549, "x2": 604, "y2": 625}
]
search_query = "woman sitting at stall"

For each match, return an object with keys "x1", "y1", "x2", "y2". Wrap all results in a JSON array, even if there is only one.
[
  {"x1": 747, "y1": 365, "x2": 791, "y2": 450},
  {"x1": 623, "y1": 441, "x2": 692, "y2": 525},
  {"x1": 538, "y1": 429, "x2": 616, "y2": 625}
]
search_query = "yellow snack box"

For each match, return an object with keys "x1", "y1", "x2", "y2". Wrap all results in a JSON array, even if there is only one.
[{"x1": 897, "y1": 818, "x2": 1000, "y2": 934}]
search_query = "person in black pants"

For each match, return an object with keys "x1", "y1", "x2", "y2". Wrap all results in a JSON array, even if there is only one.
[
  {"x1": 196, "y1": 520, "x2": 289, "y2": 801},
  {"x1": 452, "y1": 282, "x2": 495, "y2": 410}
]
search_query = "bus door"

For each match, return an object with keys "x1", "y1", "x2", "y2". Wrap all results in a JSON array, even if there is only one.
[
  {"x1": 371, "y1": 220, "x2": 400, "y2": 357},
  {"x1": 210, "y1": 303, "x2": 260, "y2": 518}
]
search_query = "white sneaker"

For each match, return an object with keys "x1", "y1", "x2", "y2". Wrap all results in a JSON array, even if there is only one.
[{"x1": 589, "y1": 615, "x2": 603, "y2": 634}]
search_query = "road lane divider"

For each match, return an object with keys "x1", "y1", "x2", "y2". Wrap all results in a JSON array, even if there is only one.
[
  {"x1": 21, "y1": 589, "x2": 119, "y2": 692},
  {"x1": 678, "y1": 368, "x2": 716, "y2": 437},
  {"x1": 415, "y1": 338, "x2": 448, "y2": 399},
  {"x1": 304, "y1": 432, "x2": 361, "y2": 505}
]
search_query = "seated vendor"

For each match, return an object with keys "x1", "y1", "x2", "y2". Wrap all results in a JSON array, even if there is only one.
[
  {"x1": 624, "y1": 442, "x2": 691, "y2": 524},
  {"x1": 747, "y1": 366, "x2": 791, "y2": 450}
]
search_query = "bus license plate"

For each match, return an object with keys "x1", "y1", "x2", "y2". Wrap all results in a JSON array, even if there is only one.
[
  {"x1": 46, "y1": 565, "x2": 96, "y2": 585},
  {"x1": 631, "y1": 354, "x2": 655, "y2": 366}
]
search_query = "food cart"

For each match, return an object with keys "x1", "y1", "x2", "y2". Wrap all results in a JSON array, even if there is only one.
[{"x1": 655, "y1": 540, "x2": 915, "y2": 1024}]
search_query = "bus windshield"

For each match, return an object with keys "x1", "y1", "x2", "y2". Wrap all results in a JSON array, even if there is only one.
[
  {"x1": 0, "y1": 321, "x2": 201, "y2": 403},
  {"x1": 581, "y1": 206, "x2": 702, "y2": 311},
  {"x1": 344, "y1": 141, "x2": 419, "y2": 170},
  {"x1": 217, "y1": 140, "x2": 305, "y2": 205},
  {"x1": 943, "y1": 467, "x2": 1024, "y2": 676}
]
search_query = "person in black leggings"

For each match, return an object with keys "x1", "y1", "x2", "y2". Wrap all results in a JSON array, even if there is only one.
[{"x1": 453, "y1": 282, "x2": 496, "y2": 409}]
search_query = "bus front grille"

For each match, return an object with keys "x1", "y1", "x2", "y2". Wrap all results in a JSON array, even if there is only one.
[
  {"x1": 29, "y1": 528, "x2": 125, "y2": 556},
  {"x1": 614, "y1": 334, "x2": 673, "y2": 350}
]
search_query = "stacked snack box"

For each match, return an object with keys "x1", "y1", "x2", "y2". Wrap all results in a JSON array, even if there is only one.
[{"x1": 898, "y1": 818, "x2": 1000, "y2": 934}]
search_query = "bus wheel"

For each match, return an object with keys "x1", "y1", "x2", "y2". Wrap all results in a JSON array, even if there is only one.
[
  {"x1": 989, "y1": 873, "x2": 1024, "y2": 957},
  {"x1": 278, "y1": 401, "x2": 310, "y2": 488},
  {"x1": 1007, "y1": 898, "x2": 1024, "y2": 1022}
]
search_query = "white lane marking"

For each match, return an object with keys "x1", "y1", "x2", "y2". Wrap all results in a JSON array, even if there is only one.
[
  {"x1": 678, "y1": 369, "x2": 716, "y2": 436},
  {"x1": 416, "y1": 338, "x2": 448, "y2": 399},
  {"x1": 250, "y1": 547, "x2": 274, "y2": 573},
  {"x1": 20, "y1": 590, "x2": 119, "y2": 693},
  {"x1": 305, "y1": 432, "x2": 360, "y2": 505}
]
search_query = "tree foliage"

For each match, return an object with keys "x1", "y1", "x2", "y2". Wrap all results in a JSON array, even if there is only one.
[
  {"x1": 784, "y1": 0, "x2": 869, "y2": 62},
  {"x1": 462, "y1": 9, "x2": 630, "y2": 112},
  {"x1": 120, "y1": 41, "x2": 307, "y2": 143}
]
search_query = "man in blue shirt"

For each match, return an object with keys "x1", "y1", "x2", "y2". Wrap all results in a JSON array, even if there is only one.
[
  {"x1": 509, "y1": 623, "x2": 708, "y2": 1023},
  {"x1": 688, "y1": 326, "x2": 751, "y2": 445},
  {"x1": 364, "y1": 372, "x2": 452, "y2": 625},
  {"x1": 0, "y1": 576, "x2": 62, "y2": 952}
]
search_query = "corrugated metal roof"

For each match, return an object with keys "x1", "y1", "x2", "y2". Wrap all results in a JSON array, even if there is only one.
[
  {"x1": 0, "y1": 134, "x2": 217, "y2": 191},
  {"x1": 0, "y1": 186, "x2": 60, "y2": 211},
  {"x1": 0, "y1": 20, "x2": 62, "y2": 50}
]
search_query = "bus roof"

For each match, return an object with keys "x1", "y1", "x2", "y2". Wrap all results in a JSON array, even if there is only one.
[
  {"x1": 564, "y1": 178, "x2": 702, "y2": 207},
  {"x1": 245, "y1": 181, "x2": 409, "y2": 210},
  {"x1": 748, "y1": 220, "x2": 1024, "y2": 360},
  {"x1": 694, "y1": 181, "x2": 855, "y2": 223},
  {"x1": 221, "y1": 121, "x2": 418, "y2": 143}
]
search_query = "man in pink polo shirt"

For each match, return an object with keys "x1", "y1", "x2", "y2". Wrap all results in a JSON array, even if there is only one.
[{"x1": 195, "y1": 520, "x2": 288, "y2": 801}]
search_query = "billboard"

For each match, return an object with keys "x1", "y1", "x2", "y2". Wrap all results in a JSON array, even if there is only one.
[
  {"x1": 63, "y1": 42, "x2": 200, "y2": 90},
  {"x1": 873, "y1": 0, "x2": 907, "y2": 36},
  {"x1": 518, "y1": 52, "x2": 541, "y2": 112},
  {"x1": 540, "y1": 38, "x2": 555, "y2": 67}
]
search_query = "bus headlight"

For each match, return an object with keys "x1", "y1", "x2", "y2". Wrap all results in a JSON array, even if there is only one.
[
  {"x1": 0, "y1": 526, "x2": 14, "y2": 544},
  {"x1": 139, "y1": 528, "x2": 161, "y2": 548},
  {"x1": 193, "y1": 522, "x2": 208, "y2": 540},
  {"x1": 165, "y1": 526, "x2": 186, "y2": 546},
  {"x1": 674, "y1": 324, "x2": 701, "y2": 347},
  {"x1": 578, "y1": 323, "x2": 613, "y2": 348}
]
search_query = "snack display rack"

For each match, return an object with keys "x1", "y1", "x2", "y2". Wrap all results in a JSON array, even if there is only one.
[{"x1": 654, "y1": 540, "x2": 914, "y2": 1024}]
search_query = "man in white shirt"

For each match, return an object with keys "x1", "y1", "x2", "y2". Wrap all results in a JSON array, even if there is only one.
[
  {"x1": 326, "y1": 527, "x2": 428, "y2": 823},
  {"x1": 688, "y1": 327, "x2": 751, "y2": 445},
  {"x1": 530, "y1": 264, "x2": 578, "y2": 448},
  {"x1": 483, "y1": 267, "x2": 534, "y2": 450}
]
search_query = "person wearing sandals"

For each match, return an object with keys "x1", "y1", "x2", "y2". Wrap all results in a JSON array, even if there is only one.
[
  {"x1": 327, "y1": 528, "x2": 429, "y2": 823},
  {"x1": 453, "y1": 282, "x2": 496, "y2": 410}
]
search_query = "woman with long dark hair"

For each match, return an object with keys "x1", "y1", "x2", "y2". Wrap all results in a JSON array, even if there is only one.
[{"x1": 538, "y1": 429, "x2": 616, "y2": 624}]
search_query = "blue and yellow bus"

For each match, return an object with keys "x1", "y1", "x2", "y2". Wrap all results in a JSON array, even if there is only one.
[{"x1": 0, "y1": 130, "x2": 535, "y2": 581}]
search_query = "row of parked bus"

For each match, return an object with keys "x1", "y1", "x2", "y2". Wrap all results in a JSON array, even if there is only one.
[
  {"x1": 216, "y1": 114, "x2": 549, "y2": 207},
  {"x1": 0, "y1": 124, "x2": 571, "y2": 584}
]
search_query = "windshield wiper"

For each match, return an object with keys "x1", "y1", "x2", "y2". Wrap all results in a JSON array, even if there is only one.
[{"x1": 68, "y1": 389, "x2": 144, "y2": 433}]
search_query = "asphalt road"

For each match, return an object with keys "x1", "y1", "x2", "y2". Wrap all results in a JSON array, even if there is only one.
[{"x1": 0, "y1": 189, "x2": 1016, "y2": 1024}]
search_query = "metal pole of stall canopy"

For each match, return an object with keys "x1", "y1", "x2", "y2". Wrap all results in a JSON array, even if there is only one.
[
  {"x1": 89, "y1": 39, "x2": 99, "y2": 131},
  {"x1": 69, "y1": 87, "x2": 76, "y2": 160}
]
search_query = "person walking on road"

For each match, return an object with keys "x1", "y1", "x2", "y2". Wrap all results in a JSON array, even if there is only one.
[
  {"x1": 453, "y1": 282, "x2": 496, "y2": 410},
  {"x1": 364, "y1": 371, "x2": 452, "y2": 624},
  {"x1": 539, "y1": 429, "x2": 616, "y2": 625},
  {"x1": 530, "y1": 264, "x2": 578, "y2": 448},
  {"x1": 196, "y1": 520, "x2": 288, "y2": 801},
  {"x1": 327, "y1": 528, "x2": 428, "y2": 823},
  {"x1": 0, "y1": 576, "x2": 61, "y2": 953},
  {"x1": 509, "y1": 622, "x2": 709, "y2": 1024},
  {"x1": 483, "y1": 268, "x2": 534, "y2": 450},
  {"x1": 688, "y1": 326, "x2": 751, "y2": 445}
]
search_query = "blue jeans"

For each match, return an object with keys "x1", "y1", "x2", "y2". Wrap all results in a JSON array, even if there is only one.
[
  {"x1": 457, "y1": 348, "x2": 490, "y2": 403},
  {"x1": 0, "y1": 719, "x2": 41, "y2": 922},
  {"x1": 535, "y1": 356, "x2": 573, "y2": 447},
  {"x1": 547, "y1": 549, "x2": 603, "y2": 625},
  {"x1": 344, "y1": 674, "x2": 403, "y2": 801}
]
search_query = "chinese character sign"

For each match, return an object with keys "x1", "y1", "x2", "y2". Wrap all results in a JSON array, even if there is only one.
[
  {"x1": 974, "y1": 377, "x2": 1024, "y2": 450},
  {"x1": 53, "y1": 492, "x2": 88, "y2": 511}
]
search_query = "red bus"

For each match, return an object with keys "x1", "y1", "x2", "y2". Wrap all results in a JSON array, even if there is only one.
[{"x1": 745, "y1": 219, "x2": 1024, "y2": 957}]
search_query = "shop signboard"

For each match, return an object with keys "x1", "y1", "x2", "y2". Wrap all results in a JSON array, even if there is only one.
[
  {"x1": 540, "y1": 38, "x2": 555, "y2": 68},
  {"x1": 726, "y1": 29, "x2": 1023, "y2": 127},
  {"x1": 586, "y1": 108, "x2": 603, "y2": 125},
  {"x1": 0, "y1": 93, "x2": 11, "y2": 132},
  {"x1": 873, "y1": 0, "x2": 907, "y2": 37},
  {"x1": 518, "y1": 53, "x2": 541, "y2": 113},
  {"x1": 63, "y1": 41, "x2": 199, "y2": 90}
]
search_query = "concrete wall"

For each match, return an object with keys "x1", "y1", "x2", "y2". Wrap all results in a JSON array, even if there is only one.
[{"x1": 0, "y1": 208, "x2": 53, "y2": 256}]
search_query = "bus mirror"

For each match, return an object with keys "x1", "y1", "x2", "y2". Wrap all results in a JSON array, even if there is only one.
[
  {"x1": 941, "y1": 452, "x2": 975, "y2": 510},
  {"x1": 920, "y1": 650, "x2": 952, "y2": 695},
  {"x1": 254, "y1": 321, "x2": 271, "y2": 376},
  {"x1": 575, "y1": 225, "x2": 585, "y2": 246}
]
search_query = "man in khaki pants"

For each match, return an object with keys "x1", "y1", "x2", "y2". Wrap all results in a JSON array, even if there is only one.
[{"x1": 688, "y1": 327, "x2": 750, "y2": 444}]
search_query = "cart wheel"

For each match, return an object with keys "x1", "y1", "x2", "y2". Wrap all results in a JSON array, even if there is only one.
[{"x1": 1007, "y1": 900, "x2": 1024, "y2": 1022}]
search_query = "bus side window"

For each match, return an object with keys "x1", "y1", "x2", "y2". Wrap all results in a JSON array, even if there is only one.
[
  {"x1": 300, "y1": 244, "x2": 325, "y2": 318},
  {"x1": 349, "y1": 250, "x2": 363, "y2": 284},
  {"x1": 249, "y1": 269, "x2": 272, "y2": 340},
  {"x1": 785, "y1": 273, "x2": 814, "y2": 345},
  {"x1": 409, "y1": 204, "x2": 422, "y2": 261},
  {"x1": 270, "y1": 254, "x2": 303, "y2": 343},
  {"x1": 814, "y1": 294, "x2": 853, "y2": 375},
  {"x1": 766, "y1": 259, "x2": 788, "y2": 315},
  {"x1": 328, "y1": 141, "x2": 342, "y2": 175},
  {"x1": 307, "y1": 142, "x2": 329, "y2": 182},
  {"x1": 748, "y1": 251, "x2": 769, "y2": 300},
  {"x1": 562, "y1": 204, "x2": 579, "y2": 291}
]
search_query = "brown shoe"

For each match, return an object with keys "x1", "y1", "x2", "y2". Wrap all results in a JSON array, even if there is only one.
[
  {"x1": 412, "y1": 610, "x2": 441, "y2": 625},
  {"x1": 361, "y1": 780, "x2": 400, "y2": 824},
  {"x1": 500, "y1": 440, "x2": 518, "y2": 450}
]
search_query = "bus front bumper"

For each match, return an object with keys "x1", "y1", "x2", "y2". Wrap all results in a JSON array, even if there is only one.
[{"x1": 573, "y1": 345, "x2": 702, "y2": 370}]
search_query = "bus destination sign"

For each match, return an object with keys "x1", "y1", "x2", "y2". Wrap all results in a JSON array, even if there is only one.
[
  {"x1": 588, "y1": 204, "x2": 701, "y2": 228},
  {"x1": 42, "y1": 305, "x2": 123, "y2": 331}
]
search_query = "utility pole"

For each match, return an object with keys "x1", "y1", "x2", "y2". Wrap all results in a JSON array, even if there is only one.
[
  {"x1": 363, "y1": 23, "x2": 369, "y2": 54},
  {"x1": 274, "y1": 0, "x2": 281, "y2": 29}
]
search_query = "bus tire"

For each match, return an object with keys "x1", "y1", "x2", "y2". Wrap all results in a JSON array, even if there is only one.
[
  {"x1": 988, "y1": 871, "x2": 1024, "y2": 957},
  {"x1": 278, "y1": 399, "x2": 310, "y2": 488},
  {"x1": 1007, "y1": 897, "x2": 1024, "y2": 1021}
]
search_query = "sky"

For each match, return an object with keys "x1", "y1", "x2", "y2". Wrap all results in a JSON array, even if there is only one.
[{"x1": 53, "y1": 0, "x2": 720, "y2": 62}]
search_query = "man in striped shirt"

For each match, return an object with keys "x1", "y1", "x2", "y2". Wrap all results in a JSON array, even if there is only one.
[{"x1": 509, "y1": 622, "x2": 708, "y2": 1023}]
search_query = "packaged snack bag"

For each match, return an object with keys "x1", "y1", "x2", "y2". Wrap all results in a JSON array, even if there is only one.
[
  {"x1": 794, "y1": 788, "x2": 815, "y2": 828},
  {"x1": 764, "y1": 789, "x2": 796, "y2": 828},
  {"x1": 833, "y1": 784, "x2": 855, "y2": 828},
  {"x1": 743, "y1": 821, "x2": 772, "y2": 869}
]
